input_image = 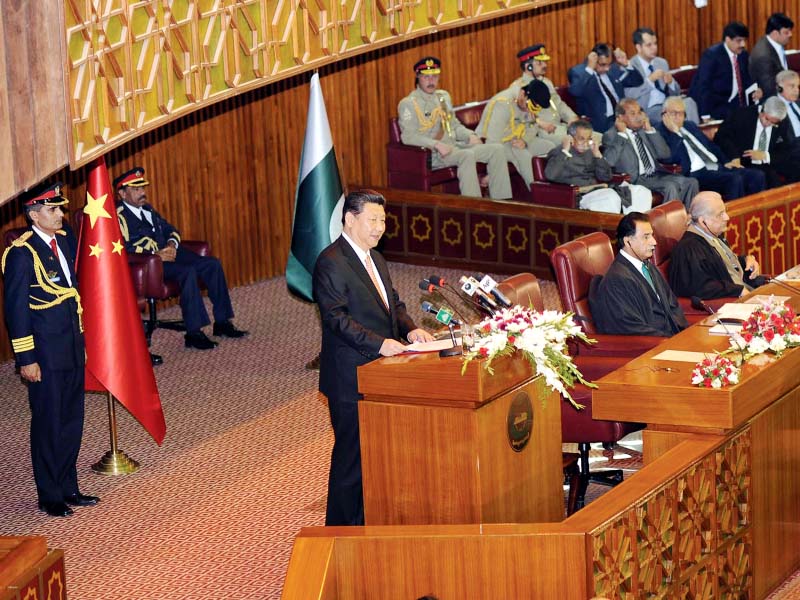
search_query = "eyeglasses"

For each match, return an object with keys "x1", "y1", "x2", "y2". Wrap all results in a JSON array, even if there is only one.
[{"x1": 664, "y1": 110, "x2": 685, "y2": 116}]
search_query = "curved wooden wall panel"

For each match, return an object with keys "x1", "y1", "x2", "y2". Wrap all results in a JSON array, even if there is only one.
[{"x1": 63, "y1": 0, "x2": 570, "y2": 167}]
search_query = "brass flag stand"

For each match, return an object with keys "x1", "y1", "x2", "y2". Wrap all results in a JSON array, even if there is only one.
[{"x1": 92, "y1": 392, "x2": 140, "y2": 475}]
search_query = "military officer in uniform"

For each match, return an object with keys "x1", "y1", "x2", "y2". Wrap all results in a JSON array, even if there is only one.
[
  {"x1": 114, "y1": 167, "x2": 248, "y2": 350},
  {"x1": 2, "y1": 183, "x2": 99, "y2": 517},
  {"x1": 508, "y1": 44, "x2": 599, "y2": 146},
  {"x1": 397, "y1": 57, "x2": 513, "y2": 200},
  {"x1": 477, "y1": 79, "x2": 556, "y2": 188}
]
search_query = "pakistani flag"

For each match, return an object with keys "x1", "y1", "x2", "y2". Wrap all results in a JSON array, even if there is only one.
[{"x1": 286, "y1": 73, "x2": 345, "y2": 302}]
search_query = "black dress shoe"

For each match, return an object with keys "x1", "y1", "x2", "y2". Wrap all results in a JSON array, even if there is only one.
[
  {"x1": 64, "y1": 493, "x2": 100, "y2": 507},
  {"x1": 184, "y1": 331, "x2": 218, "y2": 350},
  {"x1": 38, "y1": 501, "x2": 74, "y2": 517},
  {"x1": 150, "y1": 353, "x2": 163, "y2": 366},
  {"x1": 212, "y1": 320, "x2": 249, "y2": 338}
]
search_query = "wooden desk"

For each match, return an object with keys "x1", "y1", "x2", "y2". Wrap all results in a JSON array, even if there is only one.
[
  {"x1": 357, "y1": 351, "x2": 563, "y2": 526},
  {"x1": 592, "y1": 282, "x2": 800, "y2": 597}
]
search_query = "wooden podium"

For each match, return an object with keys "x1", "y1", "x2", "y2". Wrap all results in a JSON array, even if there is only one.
[{"x1": 356, "y1": 351, "x2": 563, "y2": 526}]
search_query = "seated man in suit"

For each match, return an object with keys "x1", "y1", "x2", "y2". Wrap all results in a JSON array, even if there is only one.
[
  {"x1": 776, "y1": 69, "x2": 800, "y2": 139},
  {"x1": 478, "y1": 79, "x2": 556, "y2": 189},
  {"x1": 568, "y1": 43, "x2": 644, "y2": 133},
  {"x1": 602, "y1": 98, "x2": 699, "y2": 206},
  {"x1": 749, "y1": 12, "x2": 794, "y2": 98},
  {"x1": 313, "y1": 190, "x2": 433, "y2": 525},
  {"x1": 625, "y1": 27, "x2": 700, "y2": 125},
  {"x1": 669, "y1": 191, "x2": 766, "y2": 299},
  {"x1": 589, "y1": 211, "x2": 688, "y2": 336},
  {"x1": 397, "y1": 57, "x2": 512, "y2": 200},
  {"x1": 507, "y1": 44, "x2": 599, "y2": 146},
  {"x1": 543, "y1": 118, "x2": 652, "y2": 213},
  {"x1": 713, "y1": 96, "x2": 798, "y2": 188},
  {"x1": 689, "y1": 21, "x2": 763, "y2": 120},
  {"x1": 114, "y1": 167, "x2": 248, "y2": 350},
  {"x1": 658, "y1": 96, "x2": 766, "y2": 200}
]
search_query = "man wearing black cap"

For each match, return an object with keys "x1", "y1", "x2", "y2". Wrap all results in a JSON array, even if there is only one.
[
  {"x1": 509, "y1": 44, "x2": 596, "y2": 146},
  {"x1": 477, "y1": 80, "x2": 556, "y2": 188},
  {"x1": 397, "y1": 56, "x2": 513, "y2": 199},
  {"x1": 114, "y1": 167, "x2": 248, "y2": 350},
  {"x1": 2, "y1": 183, "x2": 99, "y2": 517}
]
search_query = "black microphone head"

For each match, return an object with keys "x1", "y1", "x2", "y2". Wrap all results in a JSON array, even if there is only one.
[
  {"x1": 690, "y1": 296, "x2": 703, "y2": 311},
  {"x1": 421, "y1": 301, "x2": 434, "y2": 313},
  {"x1": 419, "y1": 279, "x2": 432, "y2": 291},
  {"x1": 429, "y1": 275, "x2": 445, "y2": 287}
]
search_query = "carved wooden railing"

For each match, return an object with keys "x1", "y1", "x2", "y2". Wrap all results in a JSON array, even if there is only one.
[
  {"x1": 377, "y1": 184, "x2": 800, "y2": 279},
  {"x1": 281, "y1": 432, "x2": 753, "y2": 598}
]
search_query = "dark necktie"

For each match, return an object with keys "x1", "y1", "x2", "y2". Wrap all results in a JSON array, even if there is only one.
[
  {"x1": 634, "y1": 131, "x2": 655, "y2": 175},
  {"x1": 648, "y1": 64, "x2": 665, "y2": 93},
  {"x1": 50, "y1": 238, "x2": 58, "y2": 257},
  {"x1": 680, "y1": 128, "x2": 718, "y2": 170},
  {"x1": 732, "y1": 55, "x2": 745, "y2": 106},
  {"x1": 596, "y1": 73, "x2": 618, "y2": 111},
  {"x1": 790, "y1": 103, "x2": 800, "y2": 129}
]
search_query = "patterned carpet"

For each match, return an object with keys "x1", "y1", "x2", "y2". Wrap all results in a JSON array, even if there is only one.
[{"x1": 0, "y1": 263, "x2": 795, "y2": 599}]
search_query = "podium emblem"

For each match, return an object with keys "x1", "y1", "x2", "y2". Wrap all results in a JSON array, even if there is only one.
[{"x1": 507, "y1": 391, "x2": 534, "y2": 452}]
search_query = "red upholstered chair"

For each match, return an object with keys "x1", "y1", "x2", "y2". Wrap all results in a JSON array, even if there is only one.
[
  {"x1": 529, "y1": 157, "x2": 644, "y2": 209},
  {"x1": 73, "y1": 209, "x2": 211, "y2": 344},
  {"x1": 648, "y1": 201, "x2": 736, "y2": 320},
  {"x1": 550, "y1": 231, "x2": 664, "y2": 357},
  {"x1": 671, "y1": 65, "x2": 697, "y2": 95},
  {"x1": 497, "y1": 272, "x2": 644, "y2": 511}
]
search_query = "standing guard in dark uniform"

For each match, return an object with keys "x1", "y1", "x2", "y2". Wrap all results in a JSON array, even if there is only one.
[
  {"x1": 2, "y1": 183, "x2": 99, "y2": 517},
  {"x1": 114, "y1": 167, "x2": 248, "y2": 350}
]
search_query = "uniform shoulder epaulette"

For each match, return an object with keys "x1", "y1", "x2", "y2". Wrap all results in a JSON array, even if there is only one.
[
  {"x1": 10, "y1": 231, "x2": 33, "y2": 246},
  {"x1": 117, "y1": 205, "x2": 125, "y2": 214},
  {"x1": 56, "y1": 229, "x2": 67, "y2": 236}
]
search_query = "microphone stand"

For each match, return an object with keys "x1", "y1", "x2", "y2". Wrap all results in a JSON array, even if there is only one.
[
  {"x1": 691, "y1": 296, "x2": 746, "y2": 364},
  {"x1": 439, "y1": 322, "x2": 462, "y2": 357},
  {"x1": 768, "y1": 277, "x2": 800, "y2": 297}
]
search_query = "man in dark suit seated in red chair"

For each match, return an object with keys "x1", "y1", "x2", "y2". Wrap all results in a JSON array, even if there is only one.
[
  {"x1": 590, "y1": 211, "x2": 688, "y2": 336},
  {"x1": 669, "y1": 191, "x2": 766, "y2": 299},
  {"x1": 114, "y1": 167, "x2": 248, "y2": 350}
]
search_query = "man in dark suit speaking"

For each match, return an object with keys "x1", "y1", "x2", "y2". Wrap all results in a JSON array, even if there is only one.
[{"x1": 313, "y1": 190, "x2": 433, "y2": 526}]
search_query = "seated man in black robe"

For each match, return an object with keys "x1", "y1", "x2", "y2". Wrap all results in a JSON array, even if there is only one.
[
  {"x1": 669, "y1": 191, "x2": 766, "y2": 299},
  {"x1": 589, "y1": 212, "x2": 688, "y2": 336}
]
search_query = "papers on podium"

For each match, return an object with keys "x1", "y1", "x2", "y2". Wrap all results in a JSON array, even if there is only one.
[{"x1": 404, "y1": 338, "x2": 462, "y2": 353}]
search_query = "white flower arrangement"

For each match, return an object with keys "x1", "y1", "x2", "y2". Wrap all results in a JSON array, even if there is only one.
[{"x1": 461, "y1": 305, "x2": 596, "y2": 408}]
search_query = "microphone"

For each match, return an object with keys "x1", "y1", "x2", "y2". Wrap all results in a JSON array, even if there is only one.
[
  {"x1": 768, "y1": 277, "x2": 799, "y2": 297},
  {"x1": 427, "y1": 274, "x2": 486, "y2": 318},
  {"x1": 475, "y1": 273, "x2": 513, "y2": 308},
  {"x1": 691, "y1": 296, "x2": 746, "y2": 362},
  {"x1": 459, "y1": 276, "x2": 500, "y2": 314},
  {"x1": 690, "y1": 295, "x2": 715, "y2": 316},
  {"x1": 421, "y1": 301, "x2": 462, "y2": 326},
  {"x1": 690, "y1": 296, "x2": 743, "y2": 325},
  {"x1": 421, "y1": 277, "x2": 473, "y2": 324}
]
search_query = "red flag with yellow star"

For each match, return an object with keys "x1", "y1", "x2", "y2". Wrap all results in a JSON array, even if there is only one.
[{"x1": 77, "y1": 157, "x2": 166, "y2": 444}]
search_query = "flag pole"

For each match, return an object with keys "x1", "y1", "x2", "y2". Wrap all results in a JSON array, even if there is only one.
[{"x1": 91, "y1": 392, "x2": 140, "y2": 475}]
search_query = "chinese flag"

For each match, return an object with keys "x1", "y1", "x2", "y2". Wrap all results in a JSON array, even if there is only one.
[{"x1": 77, "y1": 157, "x2": 166, "y2": 445}]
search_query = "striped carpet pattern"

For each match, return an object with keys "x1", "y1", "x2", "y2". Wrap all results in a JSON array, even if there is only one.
[{"x1": 0, "y1": 263, "x2": 796, "y2": 599}]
